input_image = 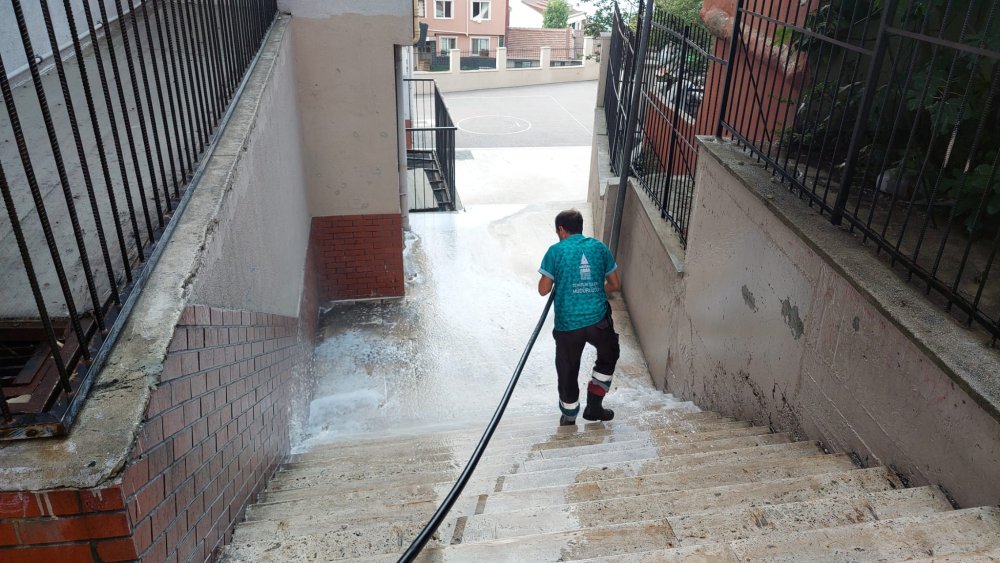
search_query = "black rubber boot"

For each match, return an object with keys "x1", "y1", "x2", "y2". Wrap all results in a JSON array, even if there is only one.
[
  {"x1": 559, "y1": 415, "x2": 577, "y2": 426},
  {"x1": 582, "y1": 392, "x2": 614, "y2": 422}
]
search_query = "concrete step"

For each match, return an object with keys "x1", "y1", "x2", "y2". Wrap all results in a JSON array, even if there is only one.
[
  {"x1": 500, "y1": 440, "x2": 824, "y2": 492},
  {"x1": 517, "y1": 432, "x2": 797, "y2": 473},
  {"x1": 668, "y1": 485, "x2": 952, "y2": 546},
  {"x1": 906, "y1": 547, "x2": 1000, "y2": 561},
  {"x1": 269, "y1": 431, "x2": 796, "y2": 488},
  {"x1": 292, "y1": 417, "x2": 749, "y2": 466},
  {"x1": 226, "y1": 513, "x2": 447, "y2": 561},
  {"x1": 578, "y1": 507, "x2": 1000, "y2": 562},
  {"x1": 458, "y1": 467, "x2": 901, "y2": 543},
  {"x1": 404, "y1": 486, "x2": 949, "y2": 561},
  {"x1": 480, "y1": 453, "x2": 857, "y2": 513},
  {"x1": 286, "y1": 425, "x2": 772, "y2": 475},
  {"x1": 289, "y1": 409, "x2": 717, "y2": 464}
]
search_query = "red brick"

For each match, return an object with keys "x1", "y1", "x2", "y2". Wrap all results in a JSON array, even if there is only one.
[
  {"x1": 0, "y1": 522, "x2": 17, "y2": 547},
  {"x1": 80, "y1": 487, "x2": 125, "y2": 512},
  {"x1": 41, "y1": 490, "x2": 82, "y2": 516},
  {"x1": 95, "y1": 537, "x2": 139, "y2": 562},
  {"x1": 161, "y1": 407, "x2": 184, "y2": 438},
  {"x1": 0, "y1": 491, "x2": 42, "y2": 518},
  {"x1": 18, "y1": 512, "x2": 130, "y2": 544},
  {"x1": 0, "y1": 543, "x2": 95, "y2": 562}
]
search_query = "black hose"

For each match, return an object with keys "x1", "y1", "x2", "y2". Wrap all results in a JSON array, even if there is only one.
[{"x1": 397, "y1": 292, "x2": 555, "y2": 562}]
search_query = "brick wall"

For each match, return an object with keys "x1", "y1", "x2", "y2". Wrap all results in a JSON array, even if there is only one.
[
  {"x1": 506, "y1": 27, "x2": 572, "y2": 56},
  {"x1": 0, "y1": 306, "x2": 311, "y2": 562},
  {"x1": 311, "y1": 214, "x2": 405, "y2": 301},
  {"x1": 0, "y1": 488, "x2": 133, "y2": 561}
]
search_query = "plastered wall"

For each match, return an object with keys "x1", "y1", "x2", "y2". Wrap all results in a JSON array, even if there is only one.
[
  {"x1": 284, "y1": 8, "x2": 410, "y2": 218},
  {"x1": 593, "y1": 134, "x2": 1000, "y2": 508},
  {"x1": 191, "y1": 25, "x2": 310, "y2": 317}
]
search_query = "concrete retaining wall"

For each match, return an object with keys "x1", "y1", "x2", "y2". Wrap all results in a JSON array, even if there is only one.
[{"x1": 590, "y1": 125, "x2": 1000, "y2": 508}]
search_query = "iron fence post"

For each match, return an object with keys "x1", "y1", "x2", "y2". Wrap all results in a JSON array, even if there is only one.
[
  {"x1": 715, "y1": 0, "x2": 744, "y2": 139},
  {"x1": 830, "y1": 0, "x2": 897, "y2": 225},
  {"x1": 662, "y1": 25, "x2": 691, "y2": 216},
  {"x1": 609, "y1": 0, "x2": 656, "y2": 258}
]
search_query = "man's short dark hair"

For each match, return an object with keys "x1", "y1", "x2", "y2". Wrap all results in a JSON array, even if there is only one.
[{"x1": 555, "y1": 209, "x2": 584, "y2": 234}]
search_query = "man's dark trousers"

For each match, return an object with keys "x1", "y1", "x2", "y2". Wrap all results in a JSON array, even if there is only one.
[{"x1": 553, "y1": 308, "x2": 620, "y2": 417}]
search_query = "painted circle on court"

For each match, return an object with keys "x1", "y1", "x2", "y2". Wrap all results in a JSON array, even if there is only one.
[{"x1": 456, "y1": 115, "x2": 532, "y2": 135}]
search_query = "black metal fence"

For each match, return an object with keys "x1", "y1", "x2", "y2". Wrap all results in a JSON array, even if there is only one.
[
  {"x1": 460, "y1": 51, "x2": 497, "y2": 70},
  {"x1": 0, "y1": 0, "x2": 278, "y2": 439},
  {"x1": 607, "y1": 0, "x2": 1000, "y2": 341},
  {"x1": 717, "y1": 0, "x2": 1000, "y2": 341},
  {"x1": 605, "y1": 3, "x2": 726, "y2": 245},
  {"x1": 404, "y1": 78, "x2": 457, "y2": 212}
]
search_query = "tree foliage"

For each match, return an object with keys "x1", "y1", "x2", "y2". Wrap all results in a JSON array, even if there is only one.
[
  {"x1": 581, "y1": 0, "x2": 702, "y2": 36},
  {"x1": 543, "y1": 0, "x2": 572, "y2": 28}
]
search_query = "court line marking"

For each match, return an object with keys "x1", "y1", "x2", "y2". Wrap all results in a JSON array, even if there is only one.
[
  {"x1": 456, "y1": 114, "x2": 533, "y2": 135},
  {"x1": 445, "y1": 94, "x2": 592, "y2": 136}
]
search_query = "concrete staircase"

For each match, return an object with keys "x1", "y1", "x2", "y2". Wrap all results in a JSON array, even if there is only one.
[{"x1": 223, "y1": 406, "x2": 1000, "y2": 562}]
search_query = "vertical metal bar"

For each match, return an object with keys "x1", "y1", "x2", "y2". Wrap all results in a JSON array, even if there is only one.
[
  {"x1": 82, "y1": 0, "x2": 146, "y2": 263},
  {"x1": 830, "y1": 0, "x2": 897, "y2": 225},
  {"x1": 109, "y1": 0, "x2": 166, "y2": 228},
  {"x1": 662, "y1": 25, "x2": 690, "y2": 216},
  {"x1": 609, "y1": 0, "x2": 655, "y2": 257},
  {"x1": 0, "y1": 163, "x2": 72, "y2": 394},
  {"x1": 138, "y1": 0, "x2": 180, "y2": 197},
  {"x1": 150, "y1": 0, "x2": 188, "y2": 192},
  {"x1": 121, "y1": 0, "x2": 172, "y2": 216},
  {"x1": 63, "y1": 0, "x2": 133, "y2": 286},
  {"x1": 196, "y1": 0, "x2": 225, "y2": 122},
  {"x1": 209, "y1": 0, "x2": 236, "y2": 101},
  {"x1": 177, "y1": 0, "x2": 209, "y2": 145},
  {"x1": 715, "y1": 0, "x2": 744, "y2": 138},
  {"x1": 10, "y1": 0, "x2": 105, "y2": 335},
  {"x1": 94, "y1": 0, "x2": 157, "y2": 241},
  {"x1": 164, "y1": 0, "x2": 198, "y2": 172},
  {"x1": 0, "y1": 52, "x2": 90, "y2": 358},
  {"x1": 40, "y1": 0, "x2": 120, "y2": 309}
]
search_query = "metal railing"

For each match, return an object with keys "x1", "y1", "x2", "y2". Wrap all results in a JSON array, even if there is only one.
[
  {"x1": 404, "y1": 78, "x2": 457, "y2": 212},
  {"x1": 505, "y1": 48, "x2": 541, "y2": 68},
  {"x1": 398, "y1": 294, "x2": 554, "y2": 561},
  {"x1": 0, "y1": 0, "x2": 278, "y2": 439},
  {"x1": 414, "y1": 49, "x2": 451, "y2": 72},
  {"x1": 717, "y1": 0, "x2": 1000, "y2": 341},
  {"x1": 459, "y1": 50, "x2": 497, "y2": 70},
  {"x1": 549, "y1": 47, "x2": 585, "y2": 66},
  {"x1": 606, "y1": 0, "x2": 1000, "y2": 341}
]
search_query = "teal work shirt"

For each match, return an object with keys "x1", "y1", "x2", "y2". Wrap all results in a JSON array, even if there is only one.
[{"x1": 538, "y1": 234, "x2": 618, "y2": 331}]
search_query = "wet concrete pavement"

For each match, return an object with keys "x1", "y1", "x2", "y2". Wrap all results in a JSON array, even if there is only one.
[{"x1": 297, "y1": 81, "x2": 677, "y2": 451}]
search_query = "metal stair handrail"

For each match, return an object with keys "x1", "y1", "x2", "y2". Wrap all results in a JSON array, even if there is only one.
[{"x1": 397, "y1": 293, "x2": 555, "y2": 561}]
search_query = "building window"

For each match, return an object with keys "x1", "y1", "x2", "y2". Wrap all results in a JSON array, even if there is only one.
[
  {"x1": 439, "y1": 36, "x2": 457, "y2": 54},
  {"x1": 435, "y1": 0, "x2": 453, "y2": 18},
  {"x1": 472, "y1": 1, "x2": 490, "y2": 20},
  {"x1": 471, "y1": 37, "x2": 490, "y2": 54}
]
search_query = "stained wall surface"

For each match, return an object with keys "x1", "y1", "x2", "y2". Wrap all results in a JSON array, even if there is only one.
[{"x1": 591, "y1": 132, "x2": 1000, "y2": 508}]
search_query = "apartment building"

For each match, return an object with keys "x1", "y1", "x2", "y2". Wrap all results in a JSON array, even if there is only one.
[{"x1": 421, "y1": 0, "x2": 509, "y2": 54}]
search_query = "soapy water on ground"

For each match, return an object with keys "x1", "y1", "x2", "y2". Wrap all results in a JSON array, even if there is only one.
[{"x1": 292, "y1": 203, "x2": 693, "y2": 453}]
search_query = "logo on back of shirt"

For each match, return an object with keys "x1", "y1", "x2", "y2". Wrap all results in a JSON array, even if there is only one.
[{"x1": 579, "y1": 254, "x2": 591, "y2": 280}]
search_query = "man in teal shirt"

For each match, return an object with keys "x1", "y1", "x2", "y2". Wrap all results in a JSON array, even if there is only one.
[{"x1": 538, "y1": 210, "x2": 621, "y2": 426}]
